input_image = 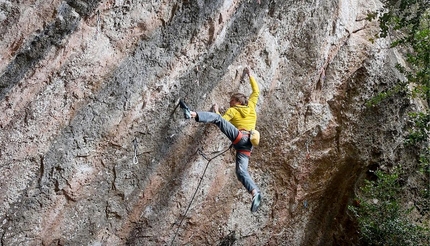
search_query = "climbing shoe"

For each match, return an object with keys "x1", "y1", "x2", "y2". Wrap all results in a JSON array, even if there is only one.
[
  {"x1": 179, "y1": 99, "x2": 191, "y2": 119},
  {"x1": 251, "y1": 192, "x2": 262, "y2": 213}
]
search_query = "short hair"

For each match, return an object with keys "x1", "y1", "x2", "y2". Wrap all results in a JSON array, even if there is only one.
[{"x1": 231, "y1": 93, "x2": 248, "y2": 106}]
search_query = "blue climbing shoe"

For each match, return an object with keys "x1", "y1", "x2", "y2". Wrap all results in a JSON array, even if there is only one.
[
  {"x1": 179, "y1": 99, "x2": 191, "y2": 119},
  {"x1": 251, "y1": 192, "x2": 262, "y2": 212}
]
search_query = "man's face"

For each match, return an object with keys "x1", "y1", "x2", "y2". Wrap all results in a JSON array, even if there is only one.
[{"x1": 230, "y1": 98, "x2": 237, "y2": 107}]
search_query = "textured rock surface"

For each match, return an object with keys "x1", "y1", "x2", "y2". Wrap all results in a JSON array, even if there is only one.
[{"x1": 0, "y1": 0, "x2": 417, "y2": 245}]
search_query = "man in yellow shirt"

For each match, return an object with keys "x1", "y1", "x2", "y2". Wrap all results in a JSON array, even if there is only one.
[{"x1": 180, "y1": 68, "x2": 261, "y2": 212}]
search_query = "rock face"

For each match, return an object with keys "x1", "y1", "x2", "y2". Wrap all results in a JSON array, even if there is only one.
[{"x1": 0, "y1": 0, "x2": 415, "y2": 245}]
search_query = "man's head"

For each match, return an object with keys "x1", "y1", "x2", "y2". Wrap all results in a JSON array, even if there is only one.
[{"x1": 230, "y1": 93, "x2": 248, "y2": 107}]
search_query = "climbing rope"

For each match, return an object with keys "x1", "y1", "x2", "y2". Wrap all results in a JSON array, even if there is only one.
[
  {"x1": 133, "y1": 137, "x2": 138, "y2": 165},
  {"x1": 170, "y1": 145, "x2": 232, "y2": 246}
]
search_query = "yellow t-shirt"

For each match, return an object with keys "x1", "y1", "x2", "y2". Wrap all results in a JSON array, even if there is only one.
[{"x1": 221, "y1": 76, "x2": 259, "y2": 131}]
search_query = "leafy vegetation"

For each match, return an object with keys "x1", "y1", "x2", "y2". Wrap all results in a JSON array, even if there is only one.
[
  {"x1": 365, "y1": 82, "x2": 407, "y2": 107},
  {"x1": 352, "y1": 0, "x2": 430, "y2": 244},
  {"x1": 349, "y1": 169, "x2": 429, "y2": 245}
]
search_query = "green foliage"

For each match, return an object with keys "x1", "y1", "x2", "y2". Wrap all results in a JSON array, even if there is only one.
[
  {"x1": 349, "y1": 169, "x2": 430, "y2": 245},
  {"x1": 406, "y1": 112, "x2": 430, "y2": 145},
  {"x1": 382, "y1": 1, "x2": 430, "y2": 99},
  {"x1": 379, "y1": 0, "x2": 429, "y2": 38},
  {"x1": 375, "y1": 0, "x2": 430, "y2": 175},
  {"x1": 367, "y1": 0, "x2": 430, "y2": 107},
  {"x1": 354, "y1": 2, "x2": 430, "y2": 245},
  {"x1": 365, "y1": 82, "x2": 407, "y2": 107},
  {"x1": 406, "y1": 111, "x2": 430, "y2": 178}
]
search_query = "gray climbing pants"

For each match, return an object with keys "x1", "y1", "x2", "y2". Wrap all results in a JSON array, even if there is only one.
[{"x1": 196, "y1": 112, "x2": 259, "y2": 193}]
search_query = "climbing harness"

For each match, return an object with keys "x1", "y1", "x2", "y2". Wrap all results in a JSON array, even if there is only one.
[
  {"x1": 170, "y1": 145, "x2": 232, "y2": 246},
  {"x1": 132, "y1": 137, "x2": 138, "y2": 165},
  {"x1": 232, "y1": 130, "x2": 247, "y2": 144},
  {"x1": 232, "y1": 130, "x2": 252, "y2": 157}
]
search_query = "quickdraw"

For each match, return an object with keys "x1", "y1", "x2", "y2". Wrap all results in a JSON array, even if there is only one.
[{"x1": 132, "y1": 137, "x2": 138, "y2": 165}]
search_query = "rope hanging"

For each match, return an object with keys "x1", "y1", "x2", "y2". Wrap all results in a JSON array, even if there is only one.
[{"x1": 170, "y1": 145, "x2": 232, "y2": 246}]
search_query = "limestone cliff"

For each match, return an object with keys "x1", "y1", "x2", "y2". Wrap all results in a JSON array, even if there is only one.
[{"x1": 0, "y1": 0, "x2": 416, "y2": 245}]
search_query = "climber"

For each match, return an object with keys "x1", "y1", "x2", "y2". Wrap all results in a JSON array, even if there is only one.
[{"x1": 179, "y1": 67, "x2": 262, "y2": 213}]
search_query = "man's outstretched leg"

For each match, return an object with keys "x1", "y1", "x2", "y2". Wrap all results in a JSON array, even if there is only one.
[
  {"x1": 192, "y1": 111, "x2": 239, "y2": 142},
  {"x1": 179, "y1": 100, "x2": 238, "y2": 140}
]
